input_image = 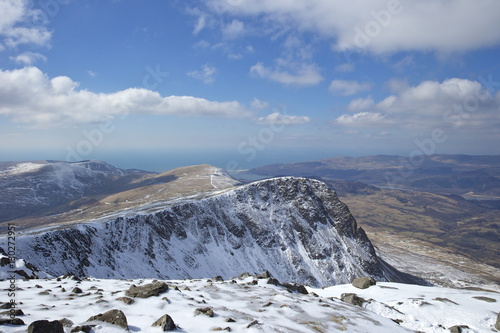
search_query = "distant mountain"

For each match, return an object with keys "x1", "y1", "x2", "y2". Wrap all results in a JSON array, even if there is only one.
[
  {"x1": 0, "y1": 160, "x2": 240, "y2": 227},
  {"x1": 248, "y1": 154, "x2": 500, "y2": 197},
  {"x1": 10, "y1": 176, "x2": 422, "y2": 287},
  {"x1": 0, "y1": 160, "x2": 150, "y2": 223}
]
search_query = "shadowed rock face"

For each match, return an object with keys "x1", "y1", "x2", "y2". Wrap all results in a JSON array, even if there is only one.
[{"x1": 13, "y1": 177, "x2": 421, "y2": 287}]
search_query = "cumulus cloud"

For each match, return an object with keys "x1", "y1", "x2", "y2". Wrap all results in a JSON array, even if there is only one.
[
  {"x1": 0, "y1": 0, "x2": 52, "y2": 50},
  {"x1": 335, "y1": 78, "x2": 500, "y2": 131},
  {"x1": 256, "y1": 112, "x2": 311, "y2": 125},
  {"x1": 329, "y1": 80, "x2": 371, "y2": 96},
  {"x1": 206, "y1": 0, "x2": 500, "y2": 54},
  {"x1": 251, "y1": 98, "x2": 269, "y2": 110},
  {"x1": 336, "y1": 112, "x2": 389, "y2": 126},
  {"x1": 250, "y1": 60, "x2": 323, "y2": 86},
  {"x1": 222, "y1": 19, "x2": 245, "y2": 39},
  {"x1": 348, "y1": 96, "x2": 374, "y2": 111},
  {"x1": 9, "y1": 51, "x2": 47, "y2": 65},
  {"x1": 0, "y1": 67, "x2": 250, "y2": 126},
  {"x1": 187, "y1": 64, "x2": 217, "y2": 84}
]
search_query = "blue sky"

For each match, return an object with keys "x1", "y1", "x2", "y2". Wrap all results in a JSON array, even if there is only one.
[{"x1": 1, "y1": 0, "x2": 500, "y2": 171}]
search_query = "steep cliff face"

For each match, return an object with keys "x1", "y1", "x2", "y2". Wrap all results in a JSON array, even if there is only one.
[{"x1": 15, "y1": 177, "x2": 413, "y2": 287}]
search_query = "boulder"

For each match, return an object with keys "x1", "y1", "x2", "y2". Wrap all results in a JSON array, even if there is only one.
[
  {"x1": 87, "y1": 309, "x2": 128, "y2": 329},
  {"x1": 352, "y1": 276, "x2": 376, "y2": 289},
  {"x1": 71, "y1": 326, "x2": 94, "y2": 333},
  {"x1": 0, "y1": 318, "x2": 25, "y2": 325},
  {"x1": 266, "y1": 278, "x2": 280, "y2": 286},
  {"x1": 449, "y1": 325, "x2": 469, "y2": 333},
  {"x1": 495, "y1": 313, "x2": 500, "y2": 331},
  {"x1": 341, "y1": 293, "x2": 366, "y2": 307},
  {"x1": 194, "y1": 307, "x2": 214, "y2": 317},
  {"x1": 282, "y1": 282, "x2": 308, "y2": 294},
  {"x1": 257, "y1": 271, "x2": 272, "y2": 279},
  {"x1": 71, "y1": 287, "x2": 83, "y2": 294},
  {"x1": 152, "y1": 314, "x2": 176, "y2": 331},
  {"x1": 27, "y1": 320, "x2": 64, "y2": 333},
  {"x1": 116, "y1": 296, "x2": 135, "y2": 305},
  {"x1": 125, "y1": 281, "x2": 168, "y2": 298},
  {"x1": 58, "y1": 318, "x2": 74, "y2": 327}
]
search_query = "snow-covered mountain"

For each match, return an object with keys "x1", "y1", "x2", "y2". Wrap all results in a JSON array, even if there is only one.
[
  {"x1": 0, "y1": 160, "x2": 146, "y2": 223},
  {"x1": 10, "y1": 176, "x2": 419, "y2": 287}
]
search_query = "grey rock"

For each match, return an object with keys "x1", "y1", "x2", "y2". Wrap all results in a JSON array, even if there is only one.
[
  {"x1": 71, "y1": 287, "x2": 83, "y2": 294},
  {"x1": 267, "y1": 278, "x2": 280, "y2": 286},
  {"x1": 87, "y1": 309, "x2": 128, "y2": 329},
  {"x1": 126, "y1": 281, "x2": 168, "y2": 298},
  {"x1": 152, "y1": 314, "x2": 176, "y2": 331},
  {"x1": 282, "y1": 282, "x2": 308, "y2": 294},
  {"x1": 71, "y1": 325, "x2": 94, "y2": 333},
  {"x1": 495, "y1": 313, "x2": 500, "y2": 331},
  {"x1": 27, "y1": 320, "x2": 64, "y2": 333},
  {"x1": 58, "y1": 318, "x2": 74, "y2": 327},
  {"x1": 0, "y1": 309, "x2": 23, "y2": 316},
  {"x1": 352, "y1": 276, "x2": 376, "y2": 289},
  {"x1": 194, "y1": 307, "x2": 214, "y2": 317},
  {"x1": 257, "y1": 271, "x2": 272, "y2": 279},
  {"x1": 341, "y1": 293, "x2": 366, "y2": 307},
  {"x1": 0, "y1": 318, "x2": 25, "y2": 325},
  {"x1": 449, "y1": 325, "x2": 469, "y2": 333},
  {"x1": 116, "y1": 296, "x2": 135, "y2": 304}
]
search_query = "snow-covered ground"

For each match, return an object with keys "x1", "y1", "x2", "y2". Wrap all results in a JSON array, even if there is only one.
[
  {"x1": 0, "y1": 274, "x2": 498, "y2": 333},
  {"x1": 310, "y1": 283, "x2": 499, "y2": 333}
]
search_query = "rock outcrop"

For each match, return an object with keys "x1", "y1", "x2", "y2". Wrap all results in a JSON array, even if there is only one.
[{"x1": 13, "y1": 177, "x2": 422, "y2": 287}]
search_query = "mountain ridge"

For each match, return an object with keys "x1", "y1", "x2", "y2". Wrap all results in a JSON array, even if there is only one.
[{"x1": 8, "y1": 176, "x2": 423, "y2": 287}]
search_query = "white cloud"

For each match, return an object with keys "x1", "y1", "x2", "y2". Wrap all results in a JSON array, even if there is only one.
[
  {"x1": 335, "y1": 63, "x2": 355, "y2": 73},
  {"x1": 329, "y1": 80, "x2": 371, "y2": 96},
  {"x1": 0, "y1": 0, "x2": 52, "y2": 50},
  {"x1": 251, "y1": 98, "x2": 269, "y2": 110},
  {"x1": 10, "y1": 51, "x2": 47, "y2": 65},
  {"x1": 187, "y1": 64, "x2": 217, "y2": 84},
  {"x1": 0, "y1": 67, "x2": 250, "y2": 126},
  {"x1": 250, "y1": 61, "x2": 323, "y2": 86},
  {"x1": 348, "y1": 96, "x2": 374, "y2": 112},
  {"x1": 206, "y1": 0, "x2": 500, "y2": 54},
  {"x1": 193, "y1": 15, "x2": 206, "y2": 35},
  {"x1": 336, "y1": 112, "x2": 389, "y2": 126},
  {"x1": 222, "y1": 19, "x2": 245, "y2": 39},
  {"x1": 335, "y1": 78, "x2": 500, "y2": 131},
  {"x1": 256, "y1": 112, "x2": 310, "y2": 125}
]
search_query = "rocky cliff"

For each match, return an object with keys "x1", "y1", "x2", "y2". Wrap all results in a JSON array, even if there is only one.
[{"x1": 13, "y1": 177, "x2": 419, "y2": 287}]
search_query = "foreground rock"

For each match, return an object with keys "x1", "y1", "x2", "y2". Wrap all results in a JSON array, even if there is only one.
[
  {"x1": 27, "y1": 320, "x2": 64, "y2": 333},
  {"x1": 87, "y1": 309, "x2": 128, "y2": 329},
  {"x1": 152, "y1": 314, "x2": 176, "y2": 331},
  {"x1": 352, "y1": 276, "x2": 377, "y2": 289},
  {"x1": 194, "y1": 307, "x2": 214, "y2": 317},
  {"x1": 125, "y1": 281, "x2": 168, "y2": 298},
  {"x1": 496, "y1": 312, "x2": 500, "y2": 330},
  {"x1": 341, "y1": 293, "x2": 366, "y2": 307}
]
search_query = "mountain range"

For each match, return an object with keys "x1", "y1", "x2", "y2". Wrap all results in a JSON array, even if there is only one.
[{"x1": 0, "y1": 157, "x2": 499, "y2": 332}]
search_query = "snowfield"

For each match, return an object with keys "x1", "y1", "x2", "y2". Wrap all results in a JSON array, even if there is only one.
[{"x1": 0, "y1": 273, "x2": 498, "y2": 333}]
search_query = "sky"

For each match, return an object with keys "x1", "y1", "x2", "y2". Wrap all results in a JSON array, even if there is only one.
[{"x1": 0, "y1": 0, "x2": 500, "y2": 171}]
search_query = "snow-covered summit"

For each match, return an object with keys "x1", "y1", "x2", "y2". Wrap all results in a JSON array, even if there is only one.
[{"x1": 9, "y1": 176, "x2": 420, "y2": 287}]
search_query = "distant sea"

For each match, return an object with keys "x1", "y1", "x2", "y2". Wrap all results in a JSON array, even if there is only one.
[{"x1": 1, "y1": 147, "x2": 357, "y2": 173}]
